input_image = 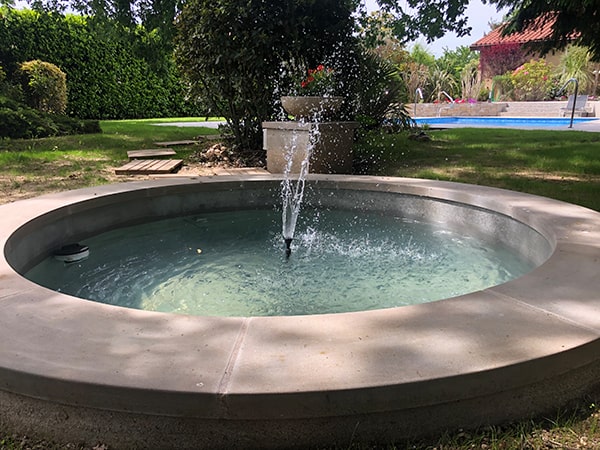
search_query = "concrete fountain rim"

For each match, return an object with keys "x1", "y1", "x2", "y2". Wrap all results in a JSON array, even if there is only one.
[{"x1": 1, "y1": 174, "x2": 600, "y2": 446}]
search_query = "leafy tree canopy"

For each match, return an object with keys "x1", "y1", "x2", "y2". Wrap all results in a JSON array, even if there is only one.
[
  {"x1": 374, "y1": 0, "x2": 472, "y2": 43},
  {"x1": 485, "y1": 0, "x2": 600, "y2": 60},
  {"x1": 23, "y1": 0, "x2": 180, "y2": 42},
  {"x1": 21, "y1": 0, "x2": 600, "y2": 62},
  {"x1": 23, "y1": 0, "x2": 475, "y2": 51},
  {"x1": 409, "y1": 43, "x2": 435, "y2": 68},
  {"x1": 367, "y1": 1, "x2": 600, "y2": 63}
]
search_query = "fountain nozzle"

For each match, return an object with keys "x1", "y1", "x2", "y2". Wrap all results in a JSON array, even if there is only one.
[{"x1": 284, "y1": 238, "x2": 293, "y2": 258}]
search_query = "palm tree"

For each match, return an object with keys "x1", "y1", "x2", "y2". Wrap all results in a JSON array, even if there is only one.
[
  {"x1": 558, "y1": 45, "x2": 593, "y2": 93},
  {"x1": 460, "y1": 59, "x2": 482, "y2": 101},
  {"x1": 428, "y1": 64, "x2": 458, "y2": 102}
]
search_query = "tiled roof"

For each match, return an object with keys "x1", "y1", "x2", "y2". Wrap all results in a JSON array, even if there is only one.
[{"x1": 470, "y1": 15, "x2": 557, "y2": 49}]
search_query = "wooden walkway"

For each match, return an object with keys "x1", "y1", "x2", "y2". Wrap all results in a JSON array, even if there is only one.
[
  {"x1": 154, "y1": 140, "x2": 198, "y2": 147},
  {"x1": 127, "y1": 149, "x2": 175, "y2": 159},
  {"x1": 154, "y1": 136, "x2": 221, "y2": 147},
  {"x1": 115, "y1": 159, "x2": 183, "y2": 175}
]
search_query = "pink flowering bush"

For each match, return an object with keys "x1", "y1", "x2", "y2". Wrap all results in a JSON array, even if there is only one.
[{"x1": 509, "y1": 59, "x2": 555, "y2": 101}]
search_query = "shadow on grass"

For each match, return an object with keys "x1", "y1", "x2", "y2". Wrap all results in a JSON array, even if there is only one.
[{"x1": 355, "y1": 128, "x2": 600, "y2": 211}]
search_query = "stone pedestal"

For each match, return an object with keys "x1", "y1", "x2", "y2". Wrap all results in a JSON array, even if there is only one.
[{"x1": 263, "y1": 121, "x2": 359, "y2": 174}]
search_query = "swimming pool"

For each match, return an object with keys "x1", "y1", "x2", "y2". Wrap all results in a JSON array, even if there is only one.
[{"x1": 414, "y1": 116, "x2": 598, "y2": 129}]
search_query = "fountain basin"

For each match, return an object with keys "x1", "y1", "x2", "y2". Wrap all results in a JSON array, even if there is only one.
[{"x1": 1, "y1": 175, "x2": 600, "y2": 449}]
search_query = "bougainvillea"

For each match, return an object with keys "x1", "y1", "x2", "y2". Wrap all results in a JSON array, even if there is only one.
[{"x1": 479, "y1": 43, "x2": 528, "y2": 78}]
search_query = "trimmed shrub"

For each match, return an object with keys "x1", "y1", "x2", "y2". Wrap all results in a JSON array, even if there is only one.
[{"x1": 17, "y1": 59, "x2": 67, "y2": 114}]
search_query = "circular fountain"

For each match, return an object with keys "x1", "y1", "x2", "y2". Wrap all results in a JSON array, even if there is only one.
[{"x1": 2, "y1": 174, "x2": 600, "y2": 449}]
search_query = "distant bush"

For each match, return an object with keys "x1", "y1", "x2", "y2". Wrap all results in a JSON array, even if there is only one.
[
  {"x1": 490, "y1": 74, "x2": 514, "y2": 101},
  {"x1": 509, "y1": 59, "x2": 555, "y2": 101},
  {"x1": 0, "y1": 95, "x2": 100, "y2": 139},
  {"x1": 17, "y1": 60, "x2": 67, "y2": 114},
  {"x1": 351, "y1": 50, "x2": 411, "y2": 131}
]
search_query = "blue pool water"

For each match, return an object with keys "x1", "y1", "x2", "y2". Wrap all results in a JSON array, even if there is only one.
[{"x1": 414, "y1": 116, "x2": 597, "y2": 128}]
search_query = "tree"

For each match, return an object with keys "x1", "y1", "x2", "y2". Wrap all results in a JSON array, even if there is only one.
[
  {"x1": 27, "y1": 0, "x2": 180, "y2": 32},
  {"x1": 175, "y1": 0, "x2": 359, "y2": 151},
  {"x1": 558, "y1": 45, "x2": 593, "y2": 92},
  {"x1": 409, "y1": 42, "x2": 435, "y2": 68},
  {"x1": 363, "y1": 1, "x2": 600, "y2": 65},
  {"x1": 487, "y1": 0, "x2": 600, "y2": 60},
  {"x1": 358, "y1": 10, "x2": 410, "y2": 66},
  {"x1": 437, "y1": 46, "x2": 479, "y2": 83},
  {"x1": 374, "y1": 0, "x2": 472, "y2": 44}
]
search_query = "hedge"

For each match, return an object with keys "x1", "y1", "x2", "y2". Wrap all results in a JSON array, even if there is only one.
[{"x1": 0, "y1": 8, "x2": 198, "y2": 119}]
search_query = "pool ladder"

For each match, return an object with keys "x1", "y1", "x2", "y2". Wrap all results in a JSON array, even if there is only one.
[
  {"x1": 556, "y1": 78, "x2": 579, "y2": 128},
  {"x1": 437, "y1": 91, "x2": 455, "y2": 117}
]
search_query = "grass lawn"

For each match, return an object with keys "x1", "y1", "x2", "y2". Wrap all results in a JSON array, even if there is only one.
[
  {"x1": 1, "y1": 122, "x2": 600, "y2": 449},
  {"x1": 355, "y1": 127, "x2": 600, "y2": 212},
  {"x1": 0, "y1": 118, "x2": 220, "y2": 202}
]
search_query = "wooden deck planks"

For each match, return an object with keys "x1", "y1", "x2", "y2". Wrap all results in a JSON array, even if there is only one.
[
  {"x1": 115, "y1": 159, "x2": 183, "y2": 175},
  {"x1": 127, "y1": 149, "x2": 176, "y2": 159},
  {"x1": 154, "y1": 140, "x2": 198, "y2": 147}
]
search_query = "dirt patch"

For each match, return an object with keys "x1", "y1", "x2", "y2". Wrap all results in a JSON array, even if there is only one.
[
  {"x1": 0, "y1": 161, "x2": 266, "y2": 206},
  {"x1": 0, "y1": 166, "x2": 141, "y2": 205}
]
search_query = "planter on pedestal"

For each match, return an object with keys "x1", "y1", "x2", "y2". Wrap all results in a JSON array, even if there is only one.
[{"x1": 280, "y1": 96, "x2": 344, "y2": 121}]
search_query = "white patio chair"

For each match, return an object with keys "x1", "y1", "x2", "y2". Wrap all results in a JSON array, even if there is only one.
[{"x1": 560, "y1": 94, "x2": 591, "y2": 116}]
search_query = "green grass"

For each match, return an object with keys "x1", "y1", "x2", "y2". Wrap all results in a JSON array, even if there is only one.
[
  {"x1": 0, "y1": 118, "x2": 220, "y2": 200},
  {"x1": 2, "y1": 123, "x2": 600, "y2": 449},
  {"x1": 355, "y1": 127, "x2": 600, "y2": 211}
]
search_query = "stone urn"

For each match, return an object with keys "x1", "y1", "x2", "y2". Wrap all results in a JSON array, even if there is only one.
[{"x1": 281, "y1": 96, "x2": 344, "y2": 121}]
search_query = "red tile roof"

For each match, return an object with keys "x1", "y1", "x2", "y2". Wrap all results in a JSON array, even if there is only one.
[{"x1": 470, "y1": 15, "x2": 557, "y2": 50}]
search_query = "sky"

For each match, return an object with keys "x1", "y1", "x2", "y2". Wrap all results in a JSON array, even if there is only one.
[{"x1": 365, "y1": 0, "x2": 507, "y2": 57}]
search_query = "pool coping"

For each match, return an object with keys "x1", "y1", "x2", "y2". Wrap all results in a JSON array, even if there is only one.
[
  {"x1": 2, "y1": 174, "x2": 600, "y2": 447},
  {"x1": 414, "y1": 115, "x2": 600, "y2": 131}
]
